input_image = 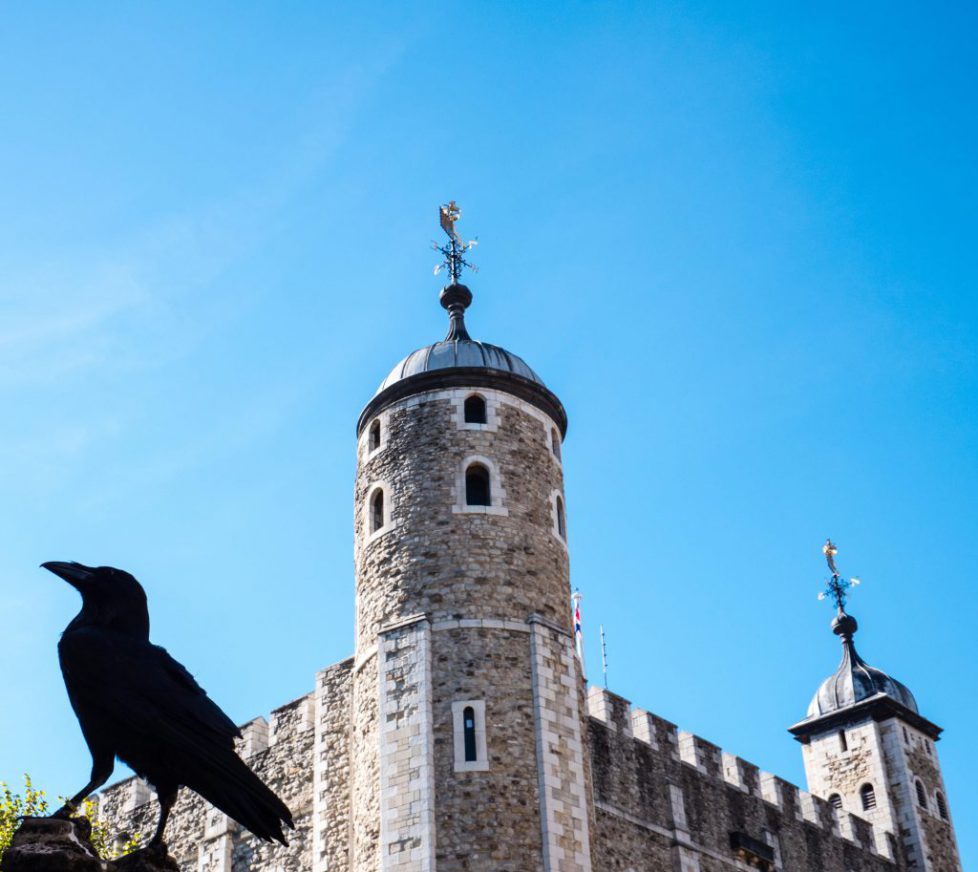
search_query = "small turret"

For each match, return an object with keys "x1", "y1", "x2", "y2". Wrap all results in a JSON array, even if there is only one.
[{"x1": 790, "y1": 541, "x2": 961, "y2": 871}]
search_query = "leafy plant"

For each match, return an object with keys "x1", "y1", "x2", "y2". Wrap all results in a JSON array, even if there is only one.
[{"x1": 0, "y1": 775, "x2": 140, "y2": 861}]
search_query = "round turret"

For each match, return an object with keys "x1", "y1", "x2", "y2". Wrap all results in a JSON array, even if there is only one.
[
  {"x1": 347, "y1": 254, "x2": 588, "y2": 870},
  {"x1": 353, "y1": 281, "x2": 569, "y2": 647}
]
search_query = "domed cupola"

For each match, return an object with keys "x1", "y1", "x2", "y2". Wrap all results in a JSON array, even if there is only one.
[
  {"x1": 806, "y1": 611, "x2": 919, "y2": 718},
  {"x1": 357, "y1": 206, "x2": 566, "y2": 436},
  {"x1": 790, "y1": 540, "x2": 941, "y2": 742}
]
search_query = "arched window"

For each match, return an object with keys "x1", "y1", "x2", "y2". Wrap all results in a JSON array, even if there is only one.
[
  {"x1": 860, "y1": 783, "x2": 877, "y2": 811},
  {"x1": 828, "y1": 793, "x2": 843, "y2": 812},
  {"x1": 915, "y1": 780, "x2": 927, "y2": 810},
  {"x1": 464, "y1": 395, "x2": 487, "y2": 424},
  {"x1": 551, "y1": 427, "x2": 561, "y2": 460},
  {"x1": 556, "y1": 495, "x2": 566, "y2": 539},
  {"x1": 463, "y1": 706, "x2": 477, "y2": 762},
  {"x1": 368, "y1": 419, "x2": 381, "y2": 452},
  {"x1": 936, "y1": 791, "x2": 948, "y2": 821},
  {"x1": 370, "y1": 489, "x2": 385, "y2": 533},
  {"x1": 465, "y1": 464, "x2": 491, "y2": 506}
]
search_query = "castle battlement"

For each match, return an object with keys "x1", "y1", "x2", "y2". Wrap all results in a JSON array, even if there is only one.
[{"x1": 584, "y1": 684, "x2": 895, "y2": 864}]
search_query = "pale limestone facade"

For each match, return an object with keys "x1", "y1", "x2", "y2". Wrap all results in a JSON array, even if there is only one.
[{"x1": 96, "y1": 282, "x2": 961, "y2": 871}]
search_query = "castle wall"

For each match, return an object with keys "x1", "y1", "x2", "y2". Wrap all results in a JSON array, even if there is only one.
[
  {"x1": 585, "y1": 687, "x2": 905, "y2": 872},
  {"x1": 97, "y1": 693, "x2": 316, "y2": 872}
]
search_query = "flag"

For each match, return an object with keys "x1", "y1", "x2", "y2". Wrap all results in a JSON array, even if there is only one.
[{"x1": 572, "y1": 591, "x2": 585, "y2": 676}]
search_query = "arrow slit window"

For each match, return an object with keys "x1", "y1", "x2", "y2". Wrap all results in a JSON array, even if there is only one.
[{"x1": 452, "y1": 700, "x2": 488, "y2": 772}]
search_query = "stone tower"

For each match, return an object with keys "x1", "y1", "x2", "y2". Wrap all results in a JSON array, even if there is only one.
[
  {"x1": 790, "y1": 560, "x2": 962, "y2": 871},
  {"x1": 347, "y1": 217, "x2": 593, "y2": 871}
]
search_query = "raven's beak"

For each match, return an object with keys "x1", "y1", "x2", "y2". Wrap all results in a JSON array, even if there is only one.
[{"x1": 41, "y1": 561, "x2": 94, "y2": 590}]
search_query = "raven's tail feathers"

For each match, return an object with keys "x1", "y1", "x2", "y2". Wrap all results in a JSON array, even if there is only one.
[{"x1": 186, "y1": 748, "x2": 294, "y2": 845}]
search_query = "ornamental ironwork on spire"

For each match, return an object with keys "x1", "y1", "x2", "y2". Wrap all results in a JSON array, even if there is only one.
[
  {"x1": 817, "y1": 538, "x2": 861, "y2": 614},
  {"x1": 434, "y1": 201, "x2": 478, "y2": 341},
  {"x1": 796, "y1": 539, "x2": 920, "y2": 723}
]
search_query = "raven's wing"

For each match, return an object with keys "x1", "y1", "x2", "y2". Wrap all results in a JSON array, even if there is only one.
[{"x1": 59, "y1": 628, "x2": 293, "y2": 843}]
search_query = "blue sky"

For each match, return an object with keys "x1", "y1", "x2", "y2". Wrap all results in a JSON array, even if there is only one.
[{"x1": 1, "y1": 1, "x2": 975, "y2": 864}]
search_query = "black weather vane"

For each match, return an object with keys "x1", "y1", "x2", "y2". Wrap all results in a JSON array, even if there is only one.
[
  {"x1": 818, "y1": 538, "x2": 862, "y2": 611},
  {"x1": 433, "y1": 201, "x2": 478, "y2": 284}
]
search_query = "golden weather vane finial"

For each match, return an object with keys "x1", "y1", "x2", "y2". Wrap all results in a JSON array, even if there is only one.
[
  {"x1": 818, "y1": 538, "x2": 861, "y2": 611},
  {"x1": 433, "y1": 201, "x2": 478, "y2": 285}
]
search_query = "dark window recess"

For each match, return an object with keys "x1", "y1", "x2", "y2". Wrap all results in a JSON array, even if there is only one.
[
  {"x1": 463, "y1": 706, "x2": 477, "y2": 762},
  {"x1": 860, "y1": 784, "x2": 877, "y2": 811},
  {"x1": 839, "y1": 729, "x2": 848, "y2": 752},
  {"x1": 464, "y1": 395, "x2": 487, "y2": 424},
  {"x1": 465, "y1": 465, "x2": 491, "y2": 506},
  {"x1": 936, "y1": 792, "x2": 949, "y2": 821},
  {"x1": 916, "y1": 781, "x2": 928, "y2": 810},
  {"x1": 829, "y1": 793, "x2": 843, "y2": 811},
  {"x1": 903, "y1": 727, "x2": 910, "y2": 743},
  {"x1": 551, "y1": 428, "x2": 561, "y2": 460},
  {"x1": 370, "y1": 490, "x2": 384, "y2": 533},
  {"x1": 369, "y1": 419, "x2": 381, "y2": 451},
  {"x1": 729, "y1": 832, "x2": 774, "y2": 872},
  {"x1": 556, "y1": 496, "x2": 567, "y2": 539}
]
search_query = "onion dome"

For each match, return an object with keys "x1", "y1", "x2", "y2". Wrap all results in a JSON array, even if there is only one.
[
  {"x1": 806, "y1": 611, "x2": 918, "y2": 718},
  {"x1": 358, "y1": 280, "x2": 566, "y2": 436},
  {"x1": 790, "y1": 607, "x2": 941, "y2": 743}
]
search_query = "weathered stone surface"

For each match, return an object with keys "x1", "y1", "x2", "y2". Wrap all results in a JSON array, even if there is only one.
[
  {"x1": 1, "y1": 817, "x2": 101, "y2": 872},
  {"x1": 111, "y1": 846, "x2": 179, "y2": 871},
  {"x1": 0, "y1": 817, "x2": 176, "y2": 872}
]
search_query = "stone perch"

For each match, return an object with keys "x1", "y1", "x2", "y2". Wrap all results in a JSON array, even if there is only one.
[{"x1": 1, "y1": 817, "x2": 177, "y2": 872}]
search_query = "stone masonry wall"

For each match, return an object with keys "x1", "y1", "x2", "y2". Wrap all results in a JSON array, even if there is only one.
[
  {"x1": 378, "y1": 616, "x2": 436, "y2": 871},
  {"x1": 528, "y1": 617, "x2": 591, "y2": 872},
  {"x1": 354, "y1": 388, "x2": 569, "y2": 647},
  {"x1": 429, "y1": 622, "x2": 543, "y2": 871},
  {"x1": 97, "y1": 693, "x2": 316, "y2": 872},
  {"x1": 586, "y1": 686, "x2": 908, "y2": 872},
  {"x1": 801, "y1": 718, "x2": 900, "y2": 855},
  {"x1": 313, "y1": 658, "x2": 353, "y2": 872}
]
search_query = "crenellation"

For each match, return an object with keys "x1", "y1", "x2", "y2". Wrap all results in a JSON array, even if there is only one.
[
  {"x1": 797, "y1": 789, "x2": 822, "y2": 827},
  {"x1": 721, "y1": 752, "x2": 748, "y2": 792},
  {"x1": 760, "y1": 770, "x2": 783, "y2": 808},
  {"x1": 631, "y1": 708, "x2": 659, "y2": 750},
  {"x1": 238, "y1": 717, "x2": 269, "y2": 758}
]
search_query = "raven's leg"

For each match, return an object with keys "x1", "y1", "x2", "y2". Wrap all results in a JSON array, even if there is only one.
[
  {"x1": 52, "y1": 751, "x2": 114, "y2": 818},
  {"x1": 148, "y1": 787, "x2": 178, "y2": 848}
]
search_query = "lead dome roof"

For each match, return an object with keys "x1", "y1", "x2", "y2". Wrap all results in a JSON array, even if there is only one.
[
  {"x1": 375, "y1": 339, "x2": 544, "y2": 395},
  {"x1": 805, "y1": 611, "x2": 918, "y2": 720},
  {"x1": 357, "y1": 281, "x2": 566, "y2": 436}
]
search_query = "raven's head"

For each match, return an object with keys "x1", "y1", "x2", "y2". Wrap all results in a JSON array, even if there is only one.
[{"x1": 43, "y1": 561, "x2": 149, "y2": 637}]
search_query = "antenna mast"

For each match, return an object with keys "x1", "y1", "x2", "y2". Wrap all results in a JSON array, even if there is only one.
[{"x1": 600, "y1": 624, "x2": 609, "y2": 689}]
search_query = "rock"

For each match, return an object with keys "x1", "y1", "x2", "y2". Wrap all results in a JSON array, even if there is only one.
[
  {"x1": 110, "y1": 846, "x2": 179, "y2": 872},
  {"x1": 1, "y1": 818, "x2": 178, "y2": 872},
  {"x1": 0, "y1": 816, "x2": 101, "y2": 872}
]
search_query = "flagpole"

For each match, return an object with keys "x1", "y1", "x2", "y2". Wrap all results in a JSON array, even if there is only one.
[{"x1": 571, "y1": 589, "x2": 585, "y2": 679}]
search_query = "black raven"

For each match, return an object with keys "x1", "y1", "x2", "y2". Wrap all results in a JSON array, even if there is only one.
[{"x1": 42, "y1": 561, "x2": 294, "y2": 847}]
